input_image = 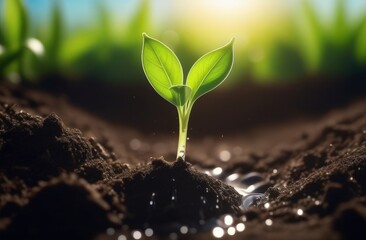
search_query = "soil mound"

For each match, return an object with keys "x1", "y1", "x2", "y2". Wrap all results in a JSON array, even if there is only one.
[{"x1": 118, "y1": 158, "x2": 242, "y2": 228}]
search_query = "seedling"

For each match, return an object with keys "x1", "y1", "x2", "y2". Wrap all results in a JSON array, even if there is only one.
[{"x1": 141, "y1": 33, "x2": 234, "y2": 160}]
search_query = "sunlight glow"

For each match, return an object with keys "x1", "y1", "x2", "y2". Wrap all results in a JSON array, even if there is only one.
[{"x1": 172, "y1": 0, "x2": 289, "y2": 53}]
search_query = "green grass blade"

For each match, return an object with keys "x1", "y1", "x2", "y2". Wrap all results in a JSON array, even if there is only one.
[
  {"x1": 126, "y1": 0, "x2": 150, "y2": 44},
  {"x1": 3, "y1": 0, "x2": 28, "y2": 50},
  {"x1": 46, "y1": 0, "x2": 62, "y2": 67}
]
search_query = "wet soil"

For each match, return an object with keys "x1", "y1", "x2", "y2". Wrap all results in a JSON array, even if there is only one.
[{"x1": 0, "y1": 82, "x2": 366, "y2": 240}]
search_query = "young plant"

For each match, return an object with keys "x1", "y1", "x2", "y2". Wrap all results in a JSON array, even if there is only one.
[{"x1": 141, "y1": 33, "x2": 234, "y2": 160}]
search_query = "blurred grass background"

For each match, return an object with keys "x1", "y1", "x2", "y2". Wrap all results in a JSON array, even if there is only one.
[{"x1": 0, "y1": 0, "x2": 366, "y2": 86}]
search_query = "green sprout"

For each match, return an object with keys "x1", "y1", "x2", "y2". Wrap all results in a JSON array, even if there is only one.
[{"x1": 141, "y1": 33, "x2": 234, "y2": 160}]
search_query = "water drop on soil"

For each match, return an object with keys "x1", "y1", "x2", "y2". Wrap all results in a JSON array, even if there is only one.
[
  {"x1": 236, "y1": 223, "x2": 245, "y2": 232},
  {"x1": 227, "y1": 226, "x2": 236, "y2": 235},
  {"x1": 212, "y1": 227, "x2": 225, "y2": 238},
  {"x1": 145, "y1": 228, "x2": 153, "y2": 237},
  {"x1": 265, "y1": 219, "x2": 273, "y2": 226},
  {"x1": 297, "y1": 209, "x2": 304, "y2": 216}
]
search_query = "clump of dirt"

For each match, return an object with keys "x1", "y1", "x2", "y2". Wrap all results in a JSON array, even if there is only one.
[
  {"x1": 0, "y1": 101, "x2": 243, "y2": 239},
  {"x1": 116, "y1": 157, "x2": 242, "y2": 228},
  {"x1": 0, "y1": 105, "x2": 127, "y2": 239},
  {"x1": 0, "y1": 107, "x2": 111, "y2": 185},
  {"x1": 5, "y1": 174, "x2": 116, "y2": 240}
]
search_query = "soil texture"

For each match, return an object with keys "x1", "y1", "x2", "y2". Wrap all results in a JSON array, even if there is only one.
[{"x1": 0, "y1": 82, "x2": 366, "y2": 240}]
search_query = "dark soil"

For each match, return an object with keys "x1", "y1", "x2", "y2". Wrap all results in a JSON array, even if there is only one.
[
  {"x1": 0, "y1": 82, "x2": 366, "y2": 240},
  {"x1": 120, "y1": 158, "x2": 242, "y2": 230}
]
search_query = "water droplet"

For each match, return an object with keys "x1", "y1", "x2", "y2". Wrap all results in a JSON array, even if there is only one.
[
  {"x1": 240, "y1": 172, "x2": 264, "y2": 186},
  {"x1": 204, "y1": 170, "x2": 212, "y2": 176},
  {"x1": 227, "y1": 226, "x2": 236, "y2": 236},
  {"x1": 171, "y1": 189, "x2": 177, "y2": 202},
  {"x1": 264, "y1": 202, "x2": 270, "y2": 209},
  {"x1": 118, "y1": 235, "x2": 127, "y2": 240},
  {"x1": 273, "y1": 169, "x2": 278, "y2": 174},
  {"x1": 226, "y1": 173, "x2": 240, "y2": 182},
  {"x1": 180, "y1": 226, "x2": 189, "y2": 234},
  {"x1": 187, "y1": 137, "x2": 190, "y2": 140},
  {"x1": 236, "y1": 223, "x2": 245, "y2": 232},
  {"x1": 315, "y1": 200, "x2": 321, "y2": 205},
  {"x1": 132, "y1": 230, "x2": 142, "y2": 239},
  {"x1": 219, "y1": 150, "x2": 231, "y2": 162},
  {"x1": 329, "y1": 143, "x2": 333, "y2": 147},
  {"x1": 297, "y1": 209, "x2": 304, "y2": 216},
  {"x1": 212, "y1": 167, "x2": 223, "y2": 176},
  {"x1": 212, "y1": 227, "x2": 225, "y2": 238},
  {"x1": 106, "y1": 227, "x2": 115, "y2": 235},
  {"x1": 149, "y1": 192, "x2": 156, "y2": 206},
  {"x1": 265, "y1": 219, "x2": 273, "y2": 226},
  {"x1": 145, "y1": 228, "x2": 153, "y2": 237},
  {"x1": 205, "y1": 187, "x2": 209, "y2": 193},
  {"x1": 246, "y1": 185, "x2": 256, "y2": 193},
  {"x1": 224, "y1": 215, "x2": 234, "y2": 226},
  {"x1": 201, "y1": 196, "x2": 207, "y2": 204},
  {"x1": 349, "y1": 176, "x2": 354, "y2": 181},
  {"x1": 240, "y1": 193, "x2": 263, "y2": 210}
]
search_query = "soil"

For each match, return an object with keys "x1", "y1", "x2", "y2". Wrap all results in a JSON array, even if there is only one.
[{"x1": 0, "y1": 82, "x2": 366, "y2": 240}]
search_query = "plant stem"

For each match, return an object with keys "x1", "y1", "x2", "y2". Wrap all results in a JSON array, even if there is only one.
[{"x1": 176, "y1": 105, "x2": 192, "y2": 160}]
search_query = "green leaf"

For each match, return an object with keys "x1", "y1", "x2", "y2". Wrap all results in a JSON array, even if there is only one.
[
  {"x1": 170, "y1": 85, "x2": 192, "y2": 106},
  {"x1": 3, "y1": 0, "x2": 28, "y2": 50},
  {"x1": 46, "y1": 1, "x2": 62, "y2": 66},
  {"x1": 141, "y1": 33, "x2": 183, "y2": 105},
  {"x1": 186, "y1": 38, "x2": 234, "y2": 102}
]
